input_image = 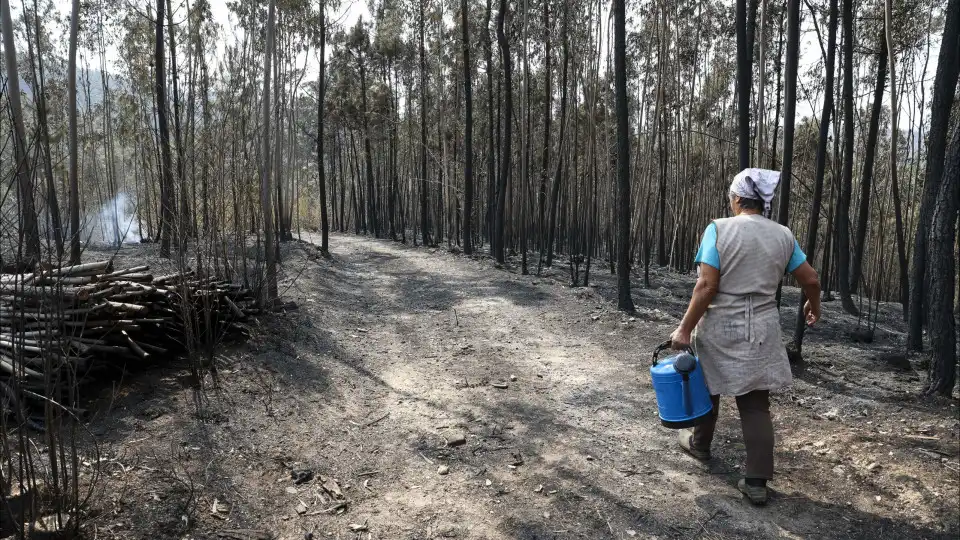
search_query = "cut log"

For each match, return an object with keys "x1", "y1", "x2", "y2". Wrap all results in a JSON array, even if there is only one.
[{"x1": 42, "y1": 260, "x2": 112, "y2": 277}]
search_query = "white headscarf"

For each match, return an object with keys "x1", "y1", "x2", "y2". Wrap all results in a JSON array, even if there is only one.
[{"x1": 730, "y1": 168, "x2": 781, "y2": 216}]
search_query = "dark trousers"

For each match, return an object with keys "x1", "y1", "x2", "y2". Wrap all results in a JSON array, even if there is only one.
[{"x1": 691, "y1": 390, "x2": 774, "y2": 479}]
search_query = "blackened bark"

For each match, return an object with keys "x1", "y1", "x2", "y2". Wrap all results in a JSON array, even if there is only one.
[
  {"x1": 27, "y1": 2, "x2": 64, "y2": 257},
  {"x1": 793, "y1": 0, "x2": 838, "y2": 351},
  {"x1": 777, "y1": 0, "x2": 799, "y2": 225},
  {"x1": 850, "y1": 34, "x2": 888, "y2": 294},
  {"x1": 736, "y1": 0, "x2": 752, "y2": 170},
  {"x1": 167, "y1": 0, "x2": 189, "y2": 247},
  {"x1": 462, "y1": 0, "x2": 475, "y2": 254},
  {"x1": 538, "y1": 0, "x2": 551, "y2": 262},
  {"x1": 545, "y1": 1, "x2": 569, "y2": 268},
  {"x1": 68, "y1": 0, "x2": 81, "y2": 264},
  {"x1": 359, "y1": 54, "x2": 378, "y2": 237},
  {"x1": 908, "y1": 0, "x2": 959, "y2": 350},
  {"x1": 156, "y1": 0, "x2": 175, "y2": 258},
  {"x1": 419, "y1": 1, "x2": 432, "y2": 246},
  {"x1": 494, "y1": 0, "x2": 512, "y2": 264},
  {"x1": 485, "y1": 0, "x2": 495, "y2": 255},
  {"x1": 318, "y1": 4, "x2": 329, "y2": 254},
  {"x1": 924, "y1": 124, "x2": 959, "y2": 396},
  {"x1": 836, "y1": 0, "x2": 859, "y2": 316},
  {"x1": 613, "y1": 0, "x2": 634, "y2": 311}
]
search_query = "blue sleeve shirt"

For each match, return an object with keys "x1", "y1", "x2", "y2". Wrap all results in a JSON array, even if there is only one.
[{"x1": 694, "y1": 222, "x2": 807, "y2": 272}]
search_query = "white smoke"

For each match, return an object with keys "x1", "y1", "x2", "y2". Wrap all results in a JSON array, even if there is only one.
[{"x1": 86, "y1": 192, "x2": 141, "y2": 246}]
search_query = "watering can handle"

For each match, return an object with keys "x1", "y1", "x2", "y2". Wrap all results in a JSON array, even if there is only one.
[{"x1": 652, "y1": 340, "x2": 694, "y2": 366}]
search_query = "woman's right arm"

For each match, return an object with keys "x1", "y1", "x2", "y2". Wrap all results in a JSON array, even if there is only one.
[{"x1": 792, "y1": 262, "x2": 821, "y2": 326}]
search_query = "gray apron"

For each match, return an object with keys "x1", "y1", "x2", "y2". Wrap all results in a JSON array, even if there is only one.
[{"x1": 693, "y1": 215, "x2": 795, "y2": 396}]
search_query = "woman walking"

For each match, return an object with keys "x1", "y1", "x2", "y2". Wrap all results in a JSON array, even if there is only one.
[{"x1": 669, "y1": 168, "x2": 822, "y2": 505}]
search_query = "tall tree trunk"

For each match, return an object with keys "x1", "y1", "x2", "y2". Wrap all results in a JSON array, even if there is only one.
[
  {"x1": 769, "y1": 8, "x2": 785, "y2": 172},
  {"x1": 389, "y1": 63, "x2": 399, "y2": 241},
  {"x1": 494, "y1": 0, "x2": 513, "y2": 264},
  {"x1": 167, "y1": 0, "x2": 189, "y2": 248},
  {"x1": 850, "y1": 34, "x2": 887, "y2": 294},
  {"x1": 317, "y1": 2, "x2": 329, "y2": 254},
  {"x1": 1, "y1": 0, "x2": 41, "y2": 263},
  {"x1": 521, "y1": 0, "x2": 531, "y2": 275},
  {"x1": 736, "y1": 0, "x2": 752, "y2": 170},
  {"x1": 419, "y1": 0, "x2": 432, "y2": 246},
  {"x1": 908, "y1": 0, "x2": 959, "y2": 350},
  {"x1": 793, "y1": 0, "x2": 838, "y2": 351},
  {"x1": 655, "y1": 6, "x2": 669, "y2": 266},
  {"x1": 613, "y1": 0, "x2": 634, "y2": 311},
  {"x1": 756, "y1": 0, "x2": 769, "y2": 158},
  {"x1": 27, "y1": 1, "x2": 64, "y2": 257},
  {"x1": 545, "y1": 1, "x2": 569, "y2": 269},
  {"x1": 836, "y1": 0, "x2": 859, "y2": 316},
  {"x1": 924, "y1": 124, "x2": 959, "y2": 396},
  {"x1": 68, "y1": 0, "x2": 81, "y2": 264},
  {"x1": 538, "y1": 0, "x2": 551, "y2": 261},
  {"x1": 886, "y1": 0, "x2": 908, "y2": 316},
  {"x1": 156, "y1": 0, "x2": 175, "y2": 258},
  {"x1": 777, "y1": 0, "x2": 799, "y2": 225},
  {"x1": 462, "y1": 0, "x2": 475, "y2": 254},
  {"x1": 359, "y1": 57, "x2": 378, "y2": 237},
  {"x1": 261, "y1": 0, "x2": 279, "y2": 302},
  {"x1": 485, "y1": 0, "x2": 495, "y2": 255}
]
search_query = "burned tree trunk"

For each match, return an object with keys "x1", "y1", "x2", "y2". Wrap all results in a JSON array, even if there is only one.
[
  {"x1": 494, "y1": 0, "x2": 513, "y2": 264},
  {"x1": 836, "y1": 0, "x2": 859, "y2": 316},
  {"x1": 68, "y1": 0, "x2": 81, "y2": 264},
  {"x1": 613, "y1": 0, "x2": 634, "y2": 311},
  {"x1": 0, "y1": 0, "x2": 42, "y2": 263},
  {"x1": 924, "y1": 125, "x2": 959, "y2": 396},
  {"x1": 908, "y1": 0, "x2": 959, "y2": 350},
  {"x1": 462, "y1": 0, "x2": 475, "y2": 254},
  {"x1": 736, "y1": 0, "x2": 752, "y2": 171},
  {"x1": 545, "y1": 1, "x2": 569, "y2": 269},
  {"x1": 156, "y1": 0, "x2": 176, "y2": 258},
  {"x1": 793, "y1": 0, "x2": 838, "y2": 352},
  {"x1": 317, "y1": 2, "x2": 329, "y2": 254},
  {"x1": 419, "y1": 0, "x2": 432, "y2": 246},
  {"x1": 850, "y1": 34, "x2": 888, "y2": 294}
]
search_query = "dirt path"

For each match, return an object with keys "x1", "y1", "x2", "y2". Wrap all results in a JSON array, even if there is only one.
[{"x1": 86, "y1": 234, "x2": 958, "y2": 539}]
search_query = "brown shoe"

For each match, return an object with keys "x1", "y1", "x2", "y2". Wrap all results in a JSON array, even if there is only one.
[
  {"x1": 738, "y1": 479, "x2": 768, "y2": 505},
  {"x1": 678, "y1": 428, "x2": 711, "y2": 461}
]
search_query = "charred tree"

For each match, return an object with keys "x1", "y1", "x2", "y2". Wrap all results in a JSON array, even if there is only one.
[
  {"x1": 494, "y1": 0, "x2": 513, "y2": 264},
  {"x1": 261, "y1": 0, "x2": 279, "y2": 302},
  {"x1": 777, "y1": 0, "x2": 799, "y2": 226},
  {"x1": 545, "y1": 1, "x2": 569, "y2": 269},
  {"x1": 68, "y1": 0, "x2": 81, "y2": 264},
  {"x1": 850, "y1": 33, "x2": 887, "y2": 294},
  {"x1": 736, "y1": 0, "x2": 752, "y2": 170},
  {"x1": 419, "y1": 0, "x2": 432, "y2": 246},
  {"x1": 924, "y1": 124, "x2": 959, "y2": 396},
  {"x1": 613, "y1": 0, "x2": 634, "y2": 311},
  {"x1": 462, "y1": 0, "x2": 475, "y2": 254},
  {"x1": 317, "y1": 2, "x2": 329, "y2": 254},
  {"x1": 155, "y1": 0, "x2": 176, "y2": 258},
  {"x1": 908, "y1": 0, "x2": 959, "y2": 350},
  {"x1": 793, "y1": 0, "x2": 838, "y2": 351},
  {"x1": 835, "y1": 0, "x2": 859, "y2": 316}
]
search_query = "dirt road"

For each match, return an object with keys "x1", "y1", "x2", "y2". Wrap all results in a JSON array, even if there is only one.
[{"x1": 88, "y1": 234, "x2": 958, "y2": 539}]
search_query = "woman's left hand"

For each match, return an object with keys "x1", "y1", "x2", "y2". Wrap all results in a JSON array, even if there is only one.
[{"x1": 669, "y1": 327, "x2": 692, "y2": 350}]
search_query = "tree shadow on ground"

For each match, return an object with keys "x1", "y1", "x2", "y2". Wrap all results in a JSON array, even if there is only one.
[{"x1": 790, "y1": 357, "x2": 958, "y2": 417}]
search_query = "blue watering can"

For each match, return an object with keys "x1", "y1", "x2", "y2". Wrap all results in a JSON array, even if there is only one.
[{"x1": 650, "y1": 341, "x2": 714, "y2": 428}]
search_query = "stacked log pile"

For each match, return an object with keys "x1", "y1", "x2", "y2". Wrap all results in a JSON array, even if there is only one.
[{"x1": 0, "y1": 260, "x2": 258, "y2": 413}]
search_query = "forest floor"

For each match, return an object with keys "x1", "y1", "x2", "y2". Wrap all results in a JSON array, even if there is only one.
[{"x1": 72, "y1": 233, "x2": 958, "y2": 540}]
